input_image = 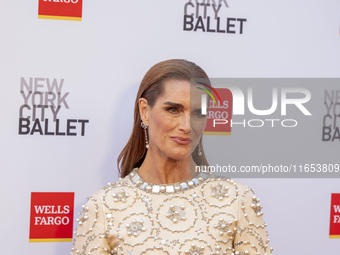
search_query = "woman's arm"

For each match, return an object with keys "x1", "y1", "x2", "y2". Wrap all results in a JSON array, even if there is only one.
[
  {"x1": 234, "y1": 185, "x2": 273, "y2": 255},
  {"x1": 71, "y1": 193, "x2": 112, "y2": 255}
]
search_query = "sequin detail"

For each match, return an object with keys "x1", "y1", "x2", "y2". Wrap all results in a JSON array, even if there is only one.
[{"x1": 71, "y1": 170, "x2": 273, "y2": 255}]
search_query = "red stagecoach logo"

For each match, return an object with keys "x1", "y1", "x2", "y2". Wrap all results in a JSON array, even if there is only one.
[
  {"x1": 330, "y1": 193, "x2": 340, "y2": 238},
  {"x1": 38, "y1": 0, "x2": 83, "y2": 21},
  {"x1": 29, "y1": 192, "x2": 74, "y2": 242}
]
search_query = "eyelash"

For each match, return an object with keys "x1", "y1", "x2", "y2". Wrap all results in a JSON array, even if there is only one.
[
  {"x1": 166, "y1": 107, "x2": 205, "y2": 119},
  {"x1": 193, "y1": 110, "x2": 204, "y2": 118},
  {"x1": 166, "y1": 107, "x2": 179, "y2": 114}
]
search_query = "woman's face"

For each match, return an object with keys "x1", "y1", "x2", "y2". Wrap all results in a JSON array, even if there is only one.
[{"x1": 139, "y1": 79, "x2": 207, "y2": 161}]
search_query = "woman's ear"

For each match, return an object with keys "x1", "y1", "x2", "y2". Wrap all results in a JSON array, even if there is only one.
[{"x1": 139, "y1": 98, "x2": 149, "y2": 125}]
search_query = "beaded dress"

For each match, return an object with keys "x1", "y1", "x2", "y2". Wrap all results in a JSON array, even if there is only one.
[{"x1": 71, "y1": 168, "x2": 272, "y2": 255}]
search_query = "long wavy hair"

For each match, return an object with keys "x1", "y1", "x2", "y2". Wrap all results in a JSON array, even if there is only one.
[{"x1": 117, "y1": 59, "x2": 210, "y2": 178}]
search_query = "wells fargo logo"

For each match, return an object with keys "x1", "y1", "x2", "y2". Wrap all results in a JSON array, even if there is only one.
[
  {"x1": 29, "y1": 192, "x2": 74, "y2": 242},
  {"x1": 38, "y1": 0, "x2": 83, "y2": 21},
  {"x1": 197, "y1": 84, "x2": 232, "y2": 136},
  {"x1": 330, "y1": 193, "x2": 340, "y2": 238}
]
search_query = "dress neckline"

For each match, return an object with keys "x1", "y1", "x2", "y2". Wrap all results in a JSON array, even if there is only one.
[{"x1": 128, "y1": 167, "x2": 209, "y2": 194}]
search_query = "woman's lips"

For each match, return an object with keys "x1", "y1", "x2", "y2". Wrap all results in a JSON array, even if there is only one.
[{"x1": 170, "y1": 136, "x2": 191, "y2": 145}]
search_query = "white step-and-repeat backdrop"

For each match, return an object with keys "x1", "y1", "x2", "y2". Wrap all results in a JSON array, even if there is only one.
[{"x1": 0, "y1": 0, "x2": 339, "y2": 254}]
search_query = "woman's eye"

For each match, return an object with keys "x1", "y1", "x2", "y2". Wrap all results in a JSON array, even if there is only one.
[
  {"x1": 167, "y1": 107, "x2": 179, "y2": 114},
  {"x1": 192, "y1": 110, "x2": 204, "y2": 118}
]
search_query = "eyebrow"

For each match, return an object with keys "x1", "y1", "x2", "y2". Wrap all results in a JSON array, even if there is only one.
[{"x1": 163, "y1": 101, "x2": 184, "y2": 108}]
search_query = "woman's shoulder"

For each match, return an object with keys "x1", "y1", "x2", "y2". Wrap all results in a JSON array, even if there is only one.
[
  {"x1": 86, "y1": 174, "x2": 136, "y2": 208},
  {"x1": 200, "y1": 172, "x2": 252, "y2": 193},
  {"x1": 200, "y1": 172, "x2": 263, "y2": 207}
]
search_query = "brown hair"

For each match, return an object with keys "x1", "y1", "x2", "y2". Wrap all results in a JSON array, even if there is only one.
[{"x1": 117, "y1": 59, "x2": 210, "y2": 178}]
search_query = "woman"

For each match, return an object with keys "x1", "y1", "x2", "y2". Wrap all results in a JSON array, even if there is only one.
[{"x1": 71, "y1": 59, "x2": 272, "y2": 255}]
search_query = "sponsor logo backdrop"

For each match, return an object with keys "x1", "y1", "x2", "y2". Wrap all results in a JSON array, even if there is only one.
[
  {"x1": 29, "y1": 192, "x2": 74, "y2": 242},
  {"x1": 0, "y1": 0, "x2": 339, "y2": 254}
]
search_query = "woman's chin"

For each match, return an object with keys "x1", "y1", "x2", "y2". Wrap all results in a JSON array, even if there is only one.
[{"x1": 168, "y1": 151, "x2": 191, "y2": 161}]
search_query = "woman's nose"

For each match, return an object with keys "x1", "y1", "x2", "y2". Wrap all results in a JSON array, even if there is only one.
[{"x1": 178, "y1": 113, "x2": 190, "y2": 133}]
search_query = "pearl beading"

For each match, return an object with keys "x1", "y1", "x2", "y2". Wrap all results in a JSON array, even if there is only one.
[
  {"x1": 156, "y1": 195, "x2": 198, "y2": 233},
  {"x1": 241, "y1": 189, "x2": 266, "y2": 229},
  {"x1": 201, "y1": 179, "x2": 239, "y2": 209},
  {"x1": 207, "y1": 212, "x2": 238, "y2": 244}
]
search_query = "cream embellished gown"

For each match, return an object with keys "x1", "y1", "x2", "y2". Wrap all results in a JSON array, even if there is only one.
[{"x1": 71, "y1": 168, "x2": 273, "y2": 255}]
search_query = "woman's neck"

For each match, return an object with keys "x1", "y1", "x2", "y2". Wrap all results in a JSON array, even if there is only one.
[{"x1": 137, "y1": 150, "x2": 198, "y2": 185}]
